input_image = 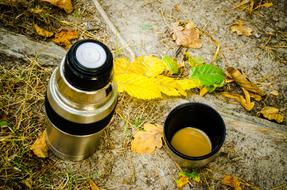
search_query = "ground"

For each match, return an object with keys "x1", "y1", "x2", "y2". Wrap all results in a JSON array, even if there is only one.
[{"x1": 0, "y1": 0, "x2": 286, "y2": 189}]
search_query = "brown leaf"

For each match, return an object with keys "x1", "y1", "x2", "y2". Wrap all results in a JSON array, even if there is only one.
[
  {"x1": 30, "y1": 130, "x2": 48, "y2": 158},
  {"x1": 222, "y1": 175, "x2": 242, "y2": 190},
  {"x1": 171, "y1": 21, "x2": 202, "y2": 48},
  {"x1": 89, "y1": 179, "x2": 101, "y2": 190},
  {"x1": 53, "y1": 29, "x2": 79, "y2": 49},
  {"x1": 227, "y1": 67, "x2": 264, "y2": 96},
  {"x1": 41, "y1": 0, "x2": 73, "y2": 14},
  {"x1": 231, "y1": 20, "x2": 252, "y2": 36},
  {"x1": 131, "y1": 123, "x2": 163, "y2": 154},
  {"x1": 34, "y1": 24, "x2": 54, "y2": 37},
  {"x1": 258, "y1": 107, "x2": 284, "y2": 123}
]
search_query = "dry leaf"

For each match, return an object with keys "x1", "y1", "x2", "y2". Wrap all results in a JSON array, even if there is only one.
[
  {"x1": 231, "y1": 20, "x2": 252, "y2": 36},
  {"x1": 199, "y1": 86, "x2": 208, "y2": 97},
  {"x1": 41, "y1": 0, "x2": 73, "y2": 14},
  {"x1": 222, "y1": 90, "x2": 254, "y2": 111},
  {"x1": 258, "y1": 107, "x2": 284, "y2": 123},
  {"x1": 175, "y1": 176, "x2": 189, "y2": 189},
  {"x1": 222, "y1": 175, "x2": 242, "y2": 190},
  {"x1": 22, "y1": 178, "x2": 32, "y2": 189},
  {"x1": 171, "y1": 21, "x2": 202, "y2": 48},
  {"x1": 89, "y1": 179, "x2": 100, "y2": 190},
  {"x1": 249, "y1": 92, "x2": 262, "y2": 101},
  {"x1": 131, "y1": 123, "x2": 163, "y2": 154},
  {"x1": 227, "y1": 67, "x2": 264, "y2": 96},
  {"x1": 53, "y1": 29, "x2": 79, "y2": 49},
  {"x1": 30, "y1": 8, "x2": 44, "y2": 14},
  {"x1": 34, "y1": 24, "x2": 54, "y2": 37},
  {"x1": 30, "y1": 130, "x2": 48, "y2": 158},
  {"x1": 270, "y1": 90, "x2": 279, "y2": 96}
]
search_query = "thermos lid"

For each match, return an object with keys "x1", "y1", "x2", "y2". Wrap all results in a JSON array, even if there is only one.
[{"x1": 64, "y1": 39, "x2": 113, "y2": 91}]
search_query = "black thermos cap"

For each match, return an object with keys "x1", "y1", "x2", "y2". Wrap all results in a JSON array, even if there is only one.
[{"x1": 64, "y1": 39, "x2": 113, "y2": 91}]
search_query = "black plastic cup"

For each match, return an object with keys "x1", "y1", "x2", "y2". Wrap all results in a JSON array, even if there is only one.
[{"x1": 164, "y1": 102, "x2": 226, "y2": 168}]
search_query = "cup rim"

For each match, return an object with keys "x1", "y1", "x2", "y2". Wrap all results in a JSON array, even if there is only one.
[{"x1": 163, "y1": 102, "x2": 226, "y2": 161}]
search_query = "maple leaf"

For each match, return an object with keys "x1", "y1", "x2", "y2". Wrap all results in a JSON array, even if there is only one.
[
  {"x1": 131, "y1": 123, "x2": 163, "y2": 154},
  {"x1": 171, "y1": 21, "x2": 202, "y2": 48},
  {"x1": 258, "y1": 107, "x2": 284, "y2": 123},
  {"x1": 231, "y1": 20, "x2": 252, "y2": 36},
  {"x1": 34, "y1": 24, "x2": 54, "y2": 37},
  {"x1": 41, "y1": 0, "x2": 73, "y2": 14},
  {"x1": 222, "y1": 175, "x2": 242, "y2": 190},
  {"x1": 30, "y1": 130, "x2": 48, "y2": 158},
  {"x1": 53, "y1": 29, "x2": 79, "y2": 49},
  {"x1": 227, "y1": 67, "x2": 264, "y2": 96}
]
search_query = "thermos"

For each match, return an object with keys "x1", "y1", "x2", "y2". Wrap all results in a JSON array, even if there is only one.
[{"x1": 45, "y1": 39, "x2": 118, "y2": 161}]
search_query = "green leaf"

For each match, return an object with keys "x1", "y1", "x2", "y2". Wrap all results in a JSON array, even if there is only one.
[
  {"x1": 179, "y1": 171, "x2": 201, "y2": 183},
  {"x1": 184, "y1": 52, "x2": 205, "y2": 67},
  {"x1": 162, "y1": 55, "x2": 179, "y2": 74},
  {"x1": 189, "y1": 64, "x2": 225, "y2": 91},
  {"x1": 0, "y1": 120, "x2": 8, "y2": 127}
]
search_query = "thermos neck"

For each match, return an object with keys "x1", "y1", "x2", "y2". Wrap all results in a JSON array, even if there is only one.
[{"x1": 64, "y1": 39, "x2": 113, "y2": 91}]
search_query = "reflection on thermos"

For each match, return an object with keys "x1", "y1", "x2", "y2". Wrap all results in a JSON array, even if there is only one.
[{"x1": 45, "y1": 39, "x2": 118, "y2": 161}]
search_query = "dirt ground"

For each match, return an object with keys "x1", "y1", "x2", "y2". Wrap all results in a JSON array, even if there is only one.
[{"x1": 0, "y1": 0, "x2": 287, "y2": 189}]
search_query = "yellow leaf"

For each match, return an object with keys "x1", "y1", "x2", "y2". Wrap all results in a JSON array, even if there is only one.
[
  {"x1": 113, "y1": 57, "x2": 130, "y2": 75},
  {"x1": 155, "y1": 75, "x2": 185, "y2": 97},
  {"x1": 175, "y1": 176, "x2": 189, "y2": 189},
  {"x1": 30, "y1": 8, "x2": 45, "y2": 14},
  {"x1": 34, "y1": 24, "x2": 54, "y2": 37},
  {"x1": 89, "y1": 179, "x2": 101, "y2": 190},
  {"x1": 259, "y1": 107, "x2": 284, "y2": 123},
  {"x1": 22, "y1": 178, "x2": 32, "y2": 189},
  {"x1": 41, "y1": 0, "x2": 73, "y2": 14},
  {"x1": 176, "y1": 79, "x2": 201, "y2": 90},
  {"x1": 258, "y1": 2, "x2": 273, "y2": 8},
  {"x1": 222, "y1": 175, "x2": 242, "y2": 190},
  {"x1": 249, "y1": 92, "x2": 262, "y2": 101},
  {"x1": 227, "y1": 67, "x2": 264, "y2": 96},
  {"x1": 131, "y1": 123, "x2": 163, "y2": 154},
  {"x1": 30, "y1": 130, "x2": 48, "y2": 158},
  {"x1": 115, "y1": 74, "x2": 161, "y2": 99},
  {"x1": 221, "y1": 91, "x2": 254, "y2": 111},
  {"x1": 199, "y1": 86, "x2": 208, "y2": 97},
  {"x1": 171, "y1": 21, "x2": 202, "y2": 48},
  {"x1": 231, "y1": 20, "x2": 252, "y2": 37},
  {"x1": 53, "y1": 29, "x2": 79, "y2": 49},
  {"x1": 133, "y1": 56, "x2": 166, "y2": 77},
  {"x1": 270, "y1": 90, "x2": 279, "y2": 96}
]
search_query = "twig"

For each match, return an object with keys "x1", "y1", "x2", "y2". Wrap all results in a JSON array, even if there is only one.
[
  {"x1": 90, "y1": 0, "x2": 136, "y2": 59},
  {"x1": 198, "y1": 28, "x2": 221, "y2": 64}
]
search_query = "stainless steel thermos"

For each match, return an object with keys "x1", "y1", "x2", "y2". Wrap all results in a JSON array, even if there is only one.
[{"x1": 45, "y1": 39, "x2": 118, "y2": 161}]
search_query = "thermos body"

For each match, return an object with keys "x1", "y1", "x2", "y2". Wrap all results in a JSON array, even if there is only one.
[{"x1": 45, "y1": 40, "x2": 118, "y2": 161}]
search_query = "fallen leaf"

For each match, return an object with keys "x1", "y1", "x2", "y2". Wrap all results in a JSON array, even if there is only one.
[
  {"x1": 199, "y1": 86, "x2": 208, "y2": 97},
  {"x1": 22, "y1": 178, "x2": 32, "y2": 189},
  {"x1": 231, "y1": 20, "x2": 252, "y2": 36},
  {"x1": 30, "y1": 130, "x2": 48, "y2": 158},
  {"x1": 179, "y1": 171, "x2": 201, "y2": 183},
  {"x1": 171, "y1": 21, "x2": 202, "y2": 48},
  {"x1": 222, "y1": 175, "x2": 242, "y2": 190},
  {"x1": 53, "y1": 29, "x2": 79, "y2": 49},
  {"x1": 258, "y1": 107, "x2": 284, "y2": 123},
  {"x1": 227, "y1": 67, "x2": 264, "y2": 96},
  {"x1": 249, "y1": 92, "x2": 262, "y2": 101},
  {"x1": 34, "y1": 24, "x2": 54, "y2": 37},
  {"x1": 162, "y1": 55, "x2": 179, "y2": 74},
  {"x1": 131, "y1": 123, "x2": 163, "y2": 154},
  {"x1": 190, "y1": 64, "x2": 225, "y2": 91},
  {"x1": 175, "y1": 175, "x2": 189, "y2": 189},
  {"x1": 185, "y1": 52, "x2": 206, "y2": 67},
  {"x1": 41, "y1": 0, "x2": 73, "y2": 14},
  {"x1": 89, "y1": 179, "x2": 100, "y2": 190},
  {"x1": 256, "y1": 2, "x2": 273, "y2": 9},
  {"x1": 30, "y1": 8, "x2": 45, "y2": 14},
  {"x1": 270, "y1": 90, "x2": 279, "y2": 96},
  {"x1": 221, "y1": 90, "x2": 254, "y2": 111}
]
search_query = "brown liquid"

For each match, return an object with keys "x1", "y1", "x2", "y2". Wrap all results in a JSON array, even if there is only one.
[{"x1": 171, "y1": 127, "x2": 212, "y2": 157}]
